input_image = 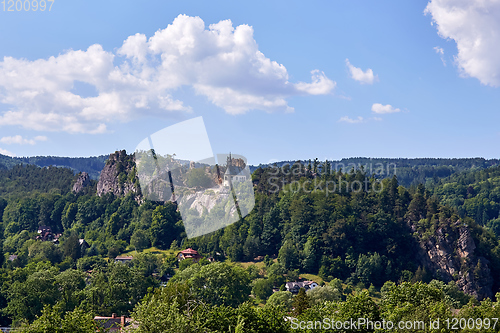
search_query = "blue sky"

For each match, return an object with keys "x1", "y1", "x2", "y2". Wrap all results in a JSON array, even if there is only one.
[{"x1": 0, "y1": 0, "x2": 499, "y2": 165}]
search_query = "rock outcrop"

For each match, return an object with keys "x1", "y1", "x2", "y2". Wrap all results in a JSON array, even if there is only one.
[
  {"x1": 97, "y1": 150, "x2": 140, "y2": 199},
  {"x1": 72, "y1": 172, "x2": 91, "y2": 193},
  {"x1": 411, "y1": 219, "x2": 494, "y2": 300}
]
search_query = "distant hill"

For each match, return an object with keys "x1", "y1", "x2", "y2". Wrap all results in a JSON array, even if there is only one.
[
  {"x1": 251, "y1": 157, "x2": 500, "y2": 187},
  {"x1": 1, "y1": 153, "x2": 499, "y2": 186},
  {"x1": 0, "y1": 154, "x2": 108, "y2": 179}
]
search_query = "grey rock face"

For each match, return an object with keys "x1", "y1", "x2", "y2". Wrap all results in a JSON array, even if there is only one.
[
  {"x1": 73, "y1": 172, "x2": 91, "y2": 193},
  {"x1": 411, "y1": 219, "x2": 493, "y2": 300},
  {"x1": 97, "y1": 150, "x2": 139, "y2": 199}
]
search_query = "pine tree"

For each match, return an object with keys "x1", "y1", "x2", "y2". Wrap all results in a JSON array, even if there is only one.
[{"x1": 293, "y1": 288, "x2": 310, "y2": 316}]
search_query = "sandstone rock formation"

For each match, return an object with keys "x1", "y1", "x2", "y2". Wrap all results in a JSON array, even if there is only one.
[
  {"x1": 72, "y1": 172, "x2": 91, "y2": 193},
  {"x1": 97, "y1": 150, "x2": 140, "y2": 199},
  {"x1": 410, "y1": 218, "x2": 494, "y2": 300}
]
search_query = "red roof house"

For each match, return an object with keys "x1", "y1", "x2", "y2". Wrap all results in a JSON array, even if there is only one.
[{"x1": 176, "y1": 248, "x2": 203, "y2": 263}]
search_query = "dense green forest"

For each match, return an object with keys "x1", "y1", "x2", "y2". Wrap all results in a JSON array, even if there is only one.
[
  {"x1": 253, "y1": 157, "x2": 500, "y2": 187},
  {"x1": 0, "y1": 154, "x2": 107, "y2": 180},
  {"x1": 2, "y1": 155, "x2": 500, "y2": 332},
  {"x1": 431, "y1": 164, "x2": 500, "y2": 238}
]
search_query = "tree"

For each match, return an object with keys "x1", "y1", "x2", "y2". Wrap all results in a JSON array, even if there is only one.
[
  {"x1": 63, "y1": 232, "x2": 81, "y2": 261},
  {"x1": 170, "y1": 239, "x2": 179, "y2": 250},
  {"x1": 301, "y1": 237, "x2": 319, "y2": 273},
  {"x1": 62, "y1": 203, "x2": 78, "y2": 231},
  {"x1": 76, "y1": 256, "x2": 106, "y2": 271},
  {"x1": 267, "y1": 262, "x2": 286, "y2": 287},
  {"x1": 131, "y1": 289, "x2": 206, "y2": 333},
  {"x1": 82, "y1": 262, "x2": 153, "y2": 316},
  {"x1": 307, "y1": 285, "x2": 341, "y2": 306},
  {"x1": 292, "y1": 288, "x2": 309, "y2": 316},
  {"x1": 260, "y1": 208, "x2": 281, "y2": 255},
  {"x1": 130, "y1": 229, "x2": 150, "y2": 252},
  {"x1": 334, "y1": 291, "x2": 380, "y2": 326},
  {"x1": 175, "y1": 262, "x2": 251, "y2": 307},
  {"x1": 150, "y1": 203, "x2": 180, "y2": 250},
  {"x1": 252, "y1": 279, "x2": 273, "y2": 301},
  {"x1": 132, "y1": 253, "x2": 160, "y2": 277},
  {"x1": 28, "y1": 241, "x2": 62, "y2": 264},
  {"x1": 278, "y1": 239, "x2": 299, "y2": 270},
  {"x1": 55, "y1": 269, "x2": 86, "y2": 312},
  {"x1": 18, "y1": 305, "x2": 96, "y2": 333},
  {"x1": 4, "y1": 263, "x2": 60, "y2": 322},
  {"x1": 381, "y1": 282, "x2": 451, "y2": 328},
  {"x1": 243, "y1": 235, "x2": 260, "y2": 261},
  {"x1": 265, "y1": 291, "x2": 293, "y2": 312},
  {"x1": 106, "y1": 212, "x2": 124, "y2": 235},
  {"x1": 353, "y1": 252, "x2": 384, "y2": 287}
]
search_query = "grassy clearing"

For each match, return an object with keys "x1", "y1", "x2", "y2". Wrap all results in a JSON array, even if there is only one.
[
  {"x1": 237, "y1": 260, "x2": 266, "y2": 270},
  {"x1": 299, "y1": 273, "x2": 324, "y2": 284},
  {"x1": 121, "y1": 247, "x2": 177, "y2": 257}
]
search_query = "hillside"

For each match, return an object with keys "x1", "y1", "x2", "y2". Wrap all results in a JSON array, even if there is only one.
[
  {"x1": 1, "y1": 152, "x2": 500, "y2": 329},
  {"x1": 0, "y1": 153, "x2": 107, "y2": 180},
  {"x1": 431, "y1": 164, "x2": 500, "y2": 238},
  {"x1": 252, "y1": 157, "x2": 500, "y2": 187}
]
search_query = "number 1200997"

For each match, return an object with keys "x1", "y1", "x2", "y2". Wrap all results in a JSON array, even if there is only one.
[{"x1": 2, "y1": 0, "x2": 54, "y2": 11}]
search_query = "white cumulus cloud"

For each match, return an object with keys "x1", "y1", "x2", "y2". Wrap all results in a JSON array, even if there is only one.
[
  {"x1": 0, "y1": 15, "x2": 336, "y2": 134},
  {"x1": 0, "y1": 135, "x2": 47, "y2": 145},
  {"x1": 371, "y1": 103, "x2": 400, "y2": 114},
  {"x1": 425, "y1": 0, "x2": 500, "y2": 87},
  {"x1": 345, "y1": 59, "x2": 378, "y2": 84},
  {"x1": 0, "y1": 148, "x2": 15, "y2": 157}
]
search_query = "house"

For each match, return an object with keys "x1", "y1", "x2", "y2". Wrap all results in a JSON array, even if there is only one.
[
  {"x1": 176, "y1": 248, "x2": 203, "y2": 263},
  {"x1": 114, "y1": 255, "x2": 133, "y2": 263},
  {"x1": 94, "y1": 313, "x2": 134, "y2": 332},
  {"x1": 285, "y1": 281, "x2": 319, "y2": 294},
  {"x1": 223, "y1": 153, "x2": 247, "y2": 187},
  {"x1": 79, "y1": 239, "x2": 90, "y2": 252},
  {"x1": 36, "y1": 226, "x2": 54, "y2": 241},
  {"x1": 36, "y1": 225, "x2": 62, "y2": 243}
]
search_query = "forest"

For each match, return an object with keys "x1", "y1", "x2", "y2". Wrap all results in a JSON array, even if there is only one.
[{"x1": 0, "y1": 153, "x2": 500, "y2": 332}]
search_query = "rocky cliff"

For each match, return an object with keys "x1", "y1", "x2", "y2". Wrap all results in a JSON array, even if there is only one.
[
  {"x1": 73, "y1": 172, "x2": 91, "y2": 193},
  {"x1": 97, "y1": 150, "x2": 140, "y2": 199},
  {"x1": 410, "y1": 218, "x2": 494, "y2": 300}
]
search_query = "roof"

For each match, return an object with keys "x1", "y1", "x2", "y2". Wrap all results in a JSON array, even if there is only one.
[
  {"x1": 178, "y1": 248, "x2": 198, "y2": 255},
  {"x1": 115, "y1": 256, "x2": 133, "y2": 260},
  {"x1": 94, "y1": 317, "x2": 122, "y2": 329},
  {"x1": 285, "y1": 281, "x2": 317, "y2": 289},
  {"x1": 94, "y1": 315, "x2": 132, "y2": 330}
]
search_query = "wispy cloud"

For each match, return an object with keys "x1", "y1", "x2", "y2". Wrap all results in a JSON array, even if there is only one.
[
  {"x1": 345, "y1": 59, "x2": 378, "y2": 84},
  {"x1": 0, "y1": 15, "x2": 336, "y2": 134},
  {"x1": 0, "y1": 135, "x2": 47, "y2": 145},
  {"x1": 433, "y1": 46, "x2": 446, "y2": 66},
  {"x1": 338, "y1": 116, "x2": 365, "y2": 124},
  {"x1": 371, "y1": 103, "x2": 400, "y2": 114}
]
